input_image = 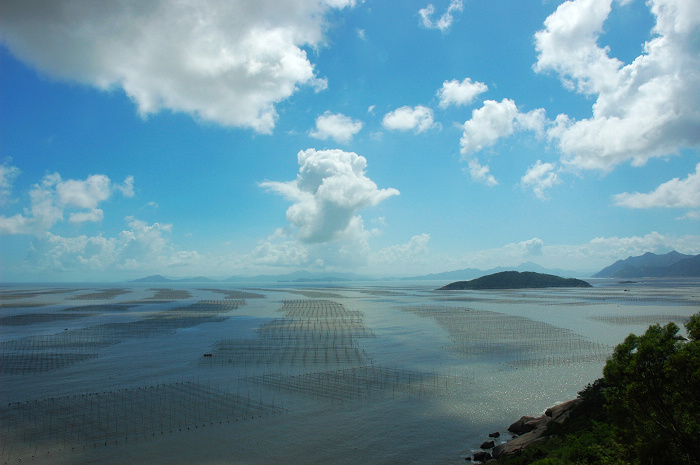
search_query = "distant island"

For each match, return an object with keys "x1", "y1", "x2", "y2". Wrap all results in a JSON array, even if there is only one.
[
  {"x1": 438, "y1": 271, "x2": 592, "y2": 290},
  {"x1": 130, "y1": 274, "x2": 216, "y2": 283}
]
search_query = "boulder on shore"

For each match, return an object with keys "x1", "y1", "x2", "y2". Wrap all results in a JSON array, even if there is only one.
[
  {"x1": 480, "y1": 440, "x2": 495, "y2": 449},
  {"x1": 472, "y1": 451, "x2": 492, "y2": 462},
  {"x1": 507, "y1": 415, "x2": 537, "y2": 435},
  {"x1": 494, "y1": 399, "x2": 581, "y2": 458}
]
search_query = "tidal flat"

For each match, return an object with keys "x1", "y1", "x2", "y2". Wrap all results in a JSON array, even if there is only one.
[{"x1": 1, "y1": 280, "x2": 698, "y2": 464}]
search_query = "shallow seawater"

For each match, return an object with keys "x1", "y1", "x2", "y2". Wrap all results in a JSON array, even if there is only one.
[{"x1": 1, "y1": 280, "x2": 698, "y2": 464}]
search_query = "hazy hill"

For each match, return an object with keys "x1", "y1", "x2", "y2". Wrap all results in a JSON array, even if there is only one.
[
  {"x1": 438, "y1": 271, "x2": 592, "y2": 290},
  {"x1": 593, "y1": 251, "x2": 700, "y2": 278},
  {"x1": 131, "y1": 275, "x2": 172, "y2": 283},
  {"x1": 130, "y1": 275, "x2": 216, "y2": 283},
  {"x1": 130, "y1": 271, "x2": 369, "y2": 283},
  {"x1": 224, "y1": 270, "x2": 370, "y2": 283}
]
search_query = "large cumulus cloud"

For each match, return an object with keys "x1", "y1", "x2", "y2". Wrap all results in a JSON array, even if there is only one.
[
  {"x1": 0, "y1": 0, "x2": 360, "y2": 133},
  {"x1": 260, "y1": 149, "x2": 399, "y2": 243},
  {"x1": 536, "y1": 0, "x2": 700, "y2": 171}
]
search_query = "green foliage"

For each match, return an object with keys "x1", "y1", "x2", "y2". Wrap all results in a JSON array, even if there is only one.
[
  {"x1": 603, "y1": 317, "x2": 700, "y2": 464},
  {"x1": 686, "y1": 313, "x2": 700, "y2": 341},
  {"x1": 497, "y1": 421, "x2": 626, "y2": 465},
  {"x1": 496, "y1": 312, "x2": 700, "y2": 465}
]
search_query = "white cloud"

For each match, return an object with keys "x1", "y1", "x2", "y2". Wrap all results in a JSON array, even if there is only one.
[
  {"x1": 309, "y1": 215, "x2": 373, "y2": 267},
  {"x1": 676, "y1": 210, "x2": 700, "y2": 220},
  {"x1": 442, "y1": 237, "x2": 547, "y2": 271},
  {"x1": 518, "y1": 237, "x2": 545, "y2": 256},
  {"x1": 382, "y1": 105, "x2": 436, "y2": 133},
  {"x1": 116, "y1": 176, "x2": 135, "y2": 198},
  {"x1": 585, "y1": 231, "x2": 700, "y2": 259},
  {"x1": 534, "y1": 0, "x2": 623, "y2": 95},
  {"x1": 251, "y1": 240, "x2": 310, "y2": 266},
  {"x1": 460, "y1": 99, "x2": 546, "y2": 185},
  {"x1": 166, "y1": 250, "x2": 204, "y2": 267},
  {"x1": 0, "y1": 172, "x2": 134, "y2": 235},
  {"x1": 437, "y1": 78, "x2": 488, "y2": 108},
  {"x1": 260, "y1": 148, "x2": 399, "y2": 244},
  {"x1": 117, "y1": 218, "x2": 173, "y2": 265},
  {"x1": 27, "y1": 217, "x2": 175, "y2": 273},
  {"x1": 309, "y1": 112, "x2": 364, "y2": 144},
  {"x1": 68, "y1": 209, "x2": 104, "y2": 224},
  {"x1": 419, "y1": 0, "x2": 464, "y2": 32},
  {"x1": 444, "y1": 232, "x2": 700, "y2": 272},
  {"x1": 535, "y1": 0, "x2": 700, "y2": 171},
  {"x1": 466, "y1": 159, "x2": 498, "y2": 187},
  {"x1": 369, "y1": 234, "x2": 430, "y2": 266},
  {"x1": 29, "y1": 233, "x2": 117, "y2": 272},
  {"x1": 0, "y1": 159, "x2": 21, "y2": 206},
  {"x1": 521, "y1": 160, "x2": 562, "y2": 199},
  {"x1": 515, "y1": 108, "x2": 547, "y2": 139},
  {"x1": 460, "y1": 99, "x2": 519, "y2": 155},
  {"x1": 56, "y1": 174, "x2": 112, "y2": 209},
  {"x1": 613, "y1": 162, "x2": 700, "y2": 208},
  {"x1": 0, "y1": 0, "x2": 360, "y2": 134},
  {"x1": 544, "y1": 232, "x2": 700, "y2": 270}
]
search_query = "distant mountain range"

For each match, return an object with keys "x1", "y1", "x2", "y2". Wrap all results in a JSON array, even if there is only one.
[
  {"x1": 130, "y1": 264, "x2": 587, "y2": 284},
  {"x1": 131, "y1": 275, "x2": 218, "y2": 283},
  {"x1": 592, "y1": 251, "x2": 700, "y2": 278},
  {"x1": 129, "y1": 252, "x2": 700, "y2": 284},
  {"x1": 130, "y1": 271, "x2": 369, "y2": 284}
]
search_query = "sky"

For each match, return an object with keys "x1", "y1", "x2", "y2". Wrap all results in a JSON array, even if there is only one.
[{"x1": 0, "y1": 0, "x2": 699, "y2": 282}]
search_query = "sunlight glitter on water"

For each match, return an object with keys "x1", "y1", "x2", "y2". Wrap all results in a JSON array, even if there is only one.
[{"x1": 1, "y1": 281, "x2": 697, "y2": 464}]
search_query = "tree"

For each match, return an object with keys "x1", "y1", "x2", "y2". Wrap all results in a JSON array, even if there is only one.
[{"x1": 602, "y1": 314, "x2": 700, "y2": 464}]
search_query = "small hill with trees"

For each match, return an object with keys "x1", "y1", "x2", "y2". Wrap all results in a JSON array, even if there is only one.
[{"x1": 438, "y1": 271, "x2": 591, "y2": 290}]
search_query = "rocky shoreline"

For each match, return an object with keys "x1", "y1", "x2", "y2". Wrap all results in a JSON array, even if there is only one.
[{"x1": 465, "y1": 398, "x2": 581, "y2": 463}]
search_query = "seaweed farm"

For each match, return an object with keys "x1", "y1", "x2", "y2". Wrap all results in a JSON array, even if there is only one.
[
  {"x1": 1, "y1": 280, "x2": 698, "y2": 464},
  {"x1": 397, "y1": 306, "x2": 611, "y2": 368}
]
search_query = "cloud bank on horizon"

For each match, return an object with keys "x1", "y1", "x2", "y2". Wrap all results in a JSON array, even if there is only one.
[{"x1": 0, "y1": 0, "x2": 698, "y2": 281}]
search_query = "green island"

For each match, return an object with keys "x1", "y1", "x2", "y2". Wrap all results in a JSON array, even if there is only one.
[
  {"x1": 475, "y1": 312, "x2": 700, "y2": 465},
  {"x1": 438, "y1": 271, "x2": 592, "y2": 291}
]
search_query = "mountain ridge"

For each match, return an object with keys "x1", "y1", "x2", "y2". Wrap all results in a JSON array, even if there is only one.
[
  {"x1": 127, "y1": 253, "x2": 700, "y2": 284},
  {"x1": 593, "y1": 251, "x2": 700, "y2": 278}
]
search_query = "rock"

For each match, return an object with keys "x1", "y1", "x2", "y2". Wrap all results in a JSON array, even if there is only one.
[
  {"x1": 484, "y1": 460, "x2": 498, "y2": 465},
  {"x1": 480, "y1": 440, "x2": 495, "y2": 449},
  {"x1": 545, "y1": 399, "x2": 581, "y2": 422},
  {"x1": 507, "y1": 415, "x2": 537, "y2": 435},
  {"x1": 493, "y1": 429, "x2": 547, "y2": 458},
  {"x1": 472, "y1": 451, "x2": 492, "y2": 463},
  {"x1": 494, "y1": 399, "x2": 583, "y2": 459},
  {"x1": 488, "y1": 431, "x2": 500, "y2": 438}
]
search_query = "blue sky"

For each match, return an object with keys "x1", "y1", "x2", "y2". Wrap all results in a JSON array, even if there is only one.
[{"x1": 1, "y1": 0, "x2": 699, "y2": 281}]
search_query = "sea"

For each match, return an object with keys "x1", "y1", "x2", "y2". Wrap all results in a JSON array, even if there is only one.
[{"x1": 1, "y1": 279, "x2": 698, "y2": 464}]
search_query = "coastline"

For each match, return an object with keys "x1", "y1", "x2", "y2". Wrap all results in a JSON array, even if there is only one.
[{"x1": 466, "y1": 398, "x2": 581, "y2": 463}]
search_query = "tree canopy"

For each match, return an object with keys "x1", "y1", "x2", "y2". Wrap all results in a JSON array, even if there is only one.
[
  {"x1": 603, "y1": 313, "x2": 700, "y2": 464},
  {"x1": 497, "y1": 313, "x2": 700, "y2": 465}
]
